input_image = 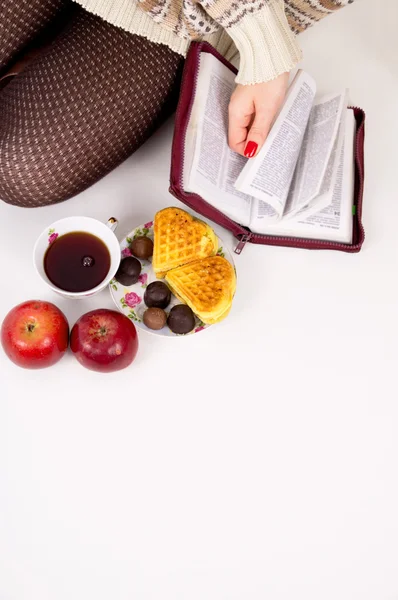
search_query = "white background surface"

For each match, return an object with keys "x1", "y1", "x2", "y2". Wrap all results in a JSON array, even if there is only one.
[{"x1": 1, "y1": 1, "x2": 398, "y2": 598}]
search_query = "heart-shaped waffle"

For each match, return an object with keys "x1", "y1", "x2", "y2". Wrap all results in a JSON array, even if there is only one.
[
  {"x1": 153, "y1": 208, "x2": 218, "y2": 277},
  {"x1": 165, "y1": 256, "x2": 236, "y2": 325}
]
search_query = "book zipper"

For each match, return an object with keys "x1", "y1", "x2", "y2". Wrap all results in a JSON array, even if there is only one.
[{"x1": 234, "y1": 234, "x2": 252, "y2": 254}]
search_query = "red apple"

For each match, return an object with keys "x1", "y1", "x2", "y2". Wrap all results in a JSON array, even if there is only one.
[
  {"x1": 70, "y1": 309, "x2": 138, "y2": 373},
  {"x1": 1, "y1": 300, "x2": 69, "y2": 369}
]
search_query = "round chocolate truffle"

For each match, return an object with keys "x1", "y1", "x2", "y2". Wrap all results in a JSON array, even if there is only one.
[
  {"x1": 167, "y1": 304, "x2": 196, "y2": 335},
  {"x1": 131, "y1": 236, "x2": 154, "y2": 260},
  {"x1": 143, "y1": 307, "x2": 167, "y2": 331},
  {"x1": 115, "y1": 256, "x2": 141, "y2": 286},
  {"x1": 82, "y1": 256, "x2": 95, "y2": 268},
  {"x1": 144, "y1": 281, "x2": 171, "y2": 309}
]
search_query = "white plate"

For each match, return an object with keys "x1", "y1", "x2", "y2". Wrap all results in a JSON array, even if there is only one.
[{"x1": 109, "y1": 220, "x2": 235, "y2": 337}]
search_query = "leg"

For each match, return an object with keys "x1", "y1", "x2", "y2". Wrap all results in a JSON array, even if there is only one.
[
  {"x1": 0, "y1": 9, "x2": 183, "y2": 208},
  {"x1": 0, "y1": 0, "x2": 68, "y2": 76},
  {"x1": 285, "y1": 0, "x2": 355, "y2": 33}
]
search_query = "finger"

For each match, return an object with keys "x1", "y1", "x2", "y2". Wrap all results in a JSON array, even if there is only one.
[
  {"x1": 244, "y1": 108, "x2": 274, "y2": 158},
  {"x1": 228, "y1": 111, "x2": 251, "y2": 156},
  {"x1": 228, "y1": 94, "x2": 254, "y2": 156}
]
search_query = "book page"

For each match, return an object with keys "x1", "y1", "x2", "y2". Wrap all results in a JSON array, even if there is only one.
[
  {"x1": 287, "y1": 110, "x2": 346, "y2": 223},
  {"x1": 235, "y1": 71, "x2": 317, "y2": 218},
  {"x1": 283, "y1": 91, "x2": 347, "y2": 219},
  {"x1": 249, "y1": 110, "x2": 356, "y2": 244},
  {"x1": 185, "y1": 53, "x2": 252, "y2": 226}
]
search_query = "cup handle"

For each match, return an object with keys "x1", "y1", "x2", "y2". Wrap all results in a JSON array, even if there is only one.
[{"x1": 106, "y1": 217, "x2": 118, "y2": 232}]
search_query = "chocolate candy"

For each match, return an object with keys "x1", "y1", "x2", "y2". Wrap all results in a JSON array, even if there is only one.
[
  {"x1": 82, "y1": 256, "x2": 95, "y2": 267},
  {"x1": 167, "y1": 304, "x2": 195, "y2": 335},
  {"x1": 131, "y1": 236, "x2": 154, "y2": 260},
  {"x1": 115, "y1": 256, "x2": 141, "y2": 286},
  {"x1": 143, "y1": 307, "x2": 167, "y2": 330},
  {"x1": 144, "y1": 281, "x2": 171, "y2": 309}
]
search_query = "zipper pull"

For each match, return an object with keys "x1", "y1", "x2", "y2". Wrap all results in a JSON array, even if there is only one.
[{"x1": 234, "y1": 233, "x2": 251, "y2": 255}]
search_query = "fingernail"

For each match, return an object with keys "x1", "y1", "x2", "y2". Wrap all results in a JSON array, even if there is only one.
[{"x1": 244, "y1": 141, "x2": 258, "y2": 158}]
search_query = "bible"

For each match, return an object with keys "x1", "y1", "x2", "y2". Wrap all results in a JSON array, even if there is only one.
[{"x1": 170, "y1": 42, "x2": 366, "y2": 253}]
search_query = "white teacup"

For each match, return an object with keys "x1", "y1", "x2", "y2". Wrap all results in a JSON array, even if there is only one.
[{"x1": 33, "y1": 216, "x2": 121, "y2": 298}]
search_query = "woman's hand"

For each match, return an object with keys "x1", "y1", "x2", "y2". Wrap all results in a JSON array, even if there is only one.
[{"x1": 228, "y1": 72, "x2": 290, "y2": 159}]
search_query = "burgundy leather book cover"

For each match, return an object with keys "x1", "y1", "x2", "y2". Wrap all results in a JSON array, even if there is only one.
[{"x1": 170, "y1": 41, "x2": 366, "y2": 254}]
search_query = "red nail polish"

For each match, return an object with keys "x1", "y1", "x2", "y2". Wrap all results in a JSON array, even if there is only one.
[{"x1": 244, "y1": 141, "x2": 258, "y2": 158}]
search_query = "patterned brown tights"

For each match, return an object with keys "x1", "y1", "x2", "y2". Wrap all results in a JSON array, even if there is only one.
[{"x1": 0, "y1": 1, "x2": 184, "y2": 207}]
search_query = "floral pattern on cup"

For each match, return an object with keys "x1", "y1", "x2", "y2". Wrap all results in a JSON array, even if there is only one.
[{"x1": 48, "y1": 229, "x2": 58, "y2": 245}]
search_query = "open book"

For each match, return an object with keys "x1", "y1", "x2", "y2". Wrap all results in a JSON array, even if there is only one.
[{"x1": 183, "y1": 52, "x2": 356, "y2": 245}]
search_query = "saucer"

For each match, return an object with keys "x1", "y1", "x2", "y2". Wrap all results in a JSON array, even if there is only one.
[{"x1": 109, "y1": 221, "x2": 235, "y2": 337}]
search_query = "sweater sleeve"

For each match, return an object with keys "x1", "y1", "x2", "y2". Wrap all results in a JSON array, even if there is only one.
[{"x1": 199, "y1": 0, "x2": 302, "y2": 85}]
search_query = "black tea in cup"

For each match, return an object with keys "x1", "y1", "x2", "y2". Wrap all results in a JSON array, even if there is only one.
[{"x1": 44, "y1": 231, "x2": 111, "y2": 292}]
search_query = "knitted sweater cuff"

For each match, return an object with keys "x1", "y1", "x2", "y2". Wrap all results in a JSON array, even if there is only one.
[{"x1": 227, "y1": 1, "x2": 302, "y2": 85}]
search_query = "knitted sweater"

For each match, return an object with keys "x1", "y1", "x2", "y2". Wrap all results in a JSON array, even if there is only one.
[{"x1": 73, "y1": 0, "x2": 352, "y2": 85}]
